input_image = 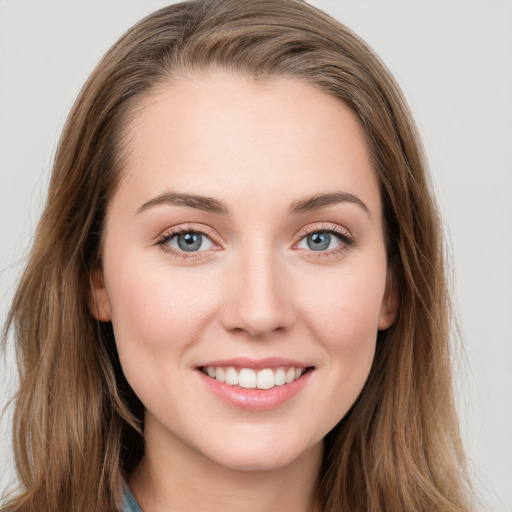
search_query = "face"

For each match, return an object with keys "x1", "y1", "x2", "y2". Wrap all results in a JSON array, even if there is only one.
[{"x1": 92, "y1": 72, "x2": 396, "y2": 473}]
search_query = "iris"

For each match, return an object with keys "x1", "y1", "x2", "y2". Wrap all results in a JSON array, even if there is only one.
[
  {"x1": 307, "y1": 232, "x2": 331, "y2": 251},
  {"x1": 177, "y1": 233, "x2": 203, "y2": 251}
]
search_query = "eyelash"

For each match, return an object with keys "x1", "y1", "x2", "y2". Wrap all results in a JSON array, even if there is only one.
[
  {"x1": 155, "y1": 224, "x2": 221, "y2": 260},
  {"x1": 293, "y1": 224, "x2": 356, "y2": 259},
  {"x1": 155, "y1": 223, "x2": 355, "y2": 260}
]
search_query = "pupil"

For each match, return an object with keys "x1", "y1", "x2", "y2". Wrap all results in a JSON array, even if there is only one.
[
  {"x1": 308, "y1": 232, "x2": 330, "y2": 251},
  {"x1": 177, "y1": 233, "x2": 202, "y2": 251}
]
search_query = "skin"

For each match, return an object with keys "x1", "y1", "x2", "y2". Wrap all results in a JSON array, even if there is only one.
[{"x1": 91, "y1": 71, "x2": 397, "y2": 512}]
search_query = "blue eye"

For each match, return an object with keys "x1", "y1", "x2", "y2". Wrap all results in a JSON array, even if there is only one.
[
  {"x1": 297, "y1": 231, "x2": 343, "y2": 252},
  {"x1": 165, "y1": 232, "x2": 214, "y2": 252}
]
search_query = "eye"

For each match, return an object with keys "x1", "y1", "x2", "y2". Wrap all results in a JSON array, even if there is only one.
[
  {"x1": 160, "y1": 230, "x2": 214, "y2": 253},
  {"x1": 297, "y1": 231, "x2": 342, "y2": 251},
  {"x1": 294, "y1": 225, "x2": 356, "y2": 257}
]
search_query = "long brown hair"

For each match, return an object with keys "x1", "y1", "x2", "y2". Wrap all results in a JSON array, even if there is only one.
[{"x1": 2, "y1": 1, "x2": 472, "y2": 510}]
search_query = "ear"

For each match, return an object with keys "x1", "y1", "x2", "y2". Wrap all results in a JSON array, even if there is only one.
[
  {"x1": 89, "y1": 267, "x2": 112, "y2": 322},
  {"x1": 378, "y1": 271, "x2": 398, "y2": 330}
]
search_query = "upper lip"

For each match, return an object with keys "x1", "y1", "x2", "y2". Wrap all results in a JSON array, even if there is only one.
[{"x1": 197, "y1": 357, "x2": 314, "y2": 370}]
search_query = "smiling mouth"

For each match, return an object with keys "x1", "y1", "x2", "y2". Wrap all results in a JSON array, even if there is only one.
[{"x1": 199, "y1": 366, "x2": 313, "y2": 390}]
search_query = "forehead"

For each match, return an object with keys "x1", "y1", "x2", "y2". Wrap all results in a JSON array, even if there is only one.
[{"x1": 113, "y1": 71, "x2": 380, "y2": 217}]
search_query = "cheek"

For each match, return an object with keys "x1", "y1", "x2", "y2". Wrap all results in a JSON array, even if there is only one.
[
  {"x1": 295, "y1": 262, "x2": 386, "y2": 395},
  {"x1": 300, "y1": 265, "x2": 386, "y2": 343},
  {"x1": 104, "y1": 260, "x2": 223, "y2": 418},
  {"x1": 105, "y1": 259, "x2": 218, "y2": 360},
  {"x1": 274, "y1": 265, "x2": 385, "y2": 441}
]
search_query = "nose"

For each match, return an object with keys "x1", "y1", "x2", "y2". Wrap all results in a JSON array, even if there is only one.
[{"x1": 220, "y1": 247, "x2": 295, "y2": 338}]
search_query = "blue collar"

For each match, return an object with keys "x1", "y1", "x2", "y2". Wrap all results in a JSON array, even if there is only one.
[{"x1": 122, "y1": 483, "x2": 143, "y2": 512}]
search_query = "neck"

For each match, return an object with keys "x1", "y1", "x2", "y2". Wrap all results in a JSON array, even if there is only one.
[{"x1": 128, "y1": 416, "x2": 323, "y2": 512}]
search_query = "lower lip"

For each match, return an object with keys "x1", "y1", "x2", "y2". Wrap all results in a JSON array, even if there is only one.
[{"x1": 197, "y1": 369, "x2": 312, "y2": 411}]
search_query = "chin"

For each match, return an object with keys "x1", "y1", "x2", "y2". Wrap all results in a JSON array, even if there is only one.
[{"x1": 201, "y1": 435, "x2": 322, "y2": 473}]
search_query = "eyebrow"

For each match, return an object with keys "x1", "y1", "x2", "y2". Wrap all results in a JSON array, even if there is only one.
[
  {"x1": 136, "y1": 191, "x2": 230, "y2": 215},
  {"x1": 289, "y1": 192, "x2": 370, "y2": 217},
  {"x1": 136, "y1": 190, "x2": 370, "y2": 217}
]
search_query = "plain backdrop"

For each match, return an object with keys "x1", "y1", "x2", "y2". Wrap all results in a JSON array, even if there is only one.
[{"x1": 1, "y1": 1, "x2": 511, "y2": 510}]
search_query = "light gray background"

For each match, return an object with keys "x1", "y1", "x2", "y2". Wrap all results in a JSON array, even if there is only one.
[{"x1": 1, "y1": 1, "x2": 511, "y2": 510}]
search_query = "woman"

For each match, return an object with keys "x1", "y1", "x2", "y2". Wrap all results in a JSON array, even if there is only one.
[{"x1": 1, "y1": 0, "x2": 473, "y2": 511}]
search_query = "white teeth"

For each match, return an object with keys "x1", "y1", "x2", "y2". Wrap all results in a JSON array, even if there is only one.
[
  {"x1": 203, "y1": 365, "x2": 307, "y2": 389},
  {"x1": 257, "y1": 368, "x2": 275, "y2": 389},
  {"x1": 238, "y1": 368, "x2": 256, "y2": 389},
  {"x1": 274, "y1": 368, "x2": 286, "y2": 386},
  {"x1": 225, "y1": 367, "x2": 239, "y2": 386},
  {"x1": 216, "y1": 367, "x2": 225, "y2": 383}
]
